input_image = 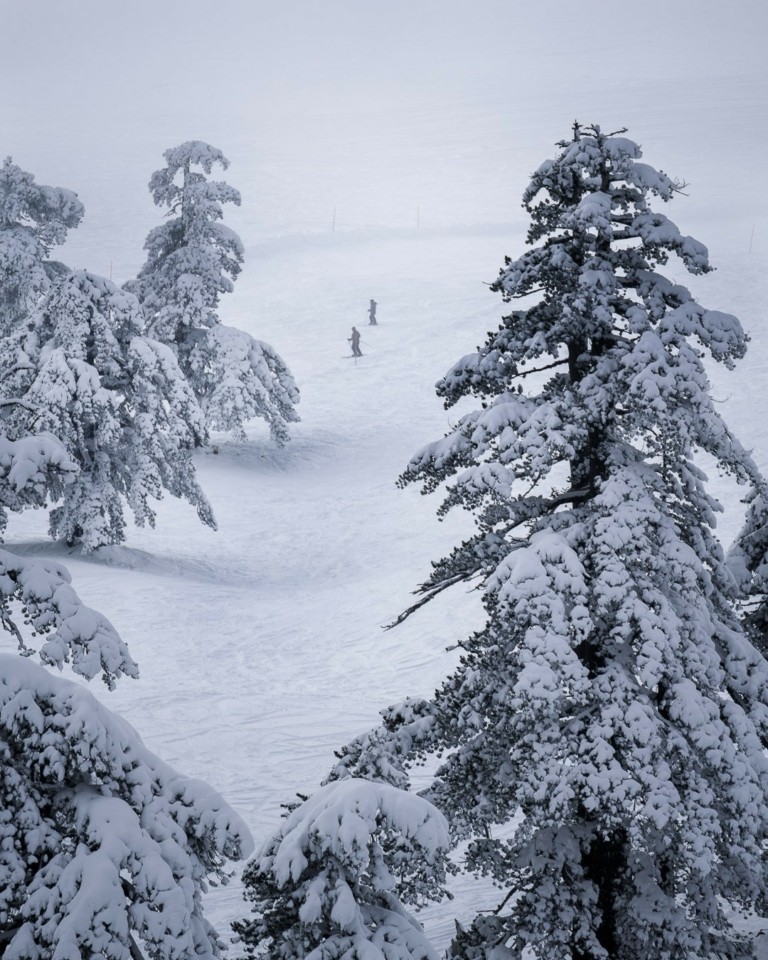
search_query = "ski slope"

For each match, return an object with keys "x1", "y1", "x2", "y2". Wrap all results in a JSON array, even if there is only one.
[
  {"x1": 2, "y1": 0, "x2": 768, "y2": 951},
  {"x1": 6, "y1": 231, "x2": 768, "y2": 948}
]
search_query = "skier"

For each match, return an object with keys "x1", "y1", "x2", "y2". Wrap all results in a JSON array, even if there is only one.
[
  {"x1": 348, "y1": 326, "x2": 362, "y2": 357},
  {"x1": 368, "y1": 299, "x2": 377, "y2": 325}
]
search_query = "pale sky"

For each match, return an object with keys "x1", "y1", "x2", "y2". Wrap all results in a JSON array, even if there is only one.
[{"x1": 2, "y1": 0, "x2": 766, "y2": 270}]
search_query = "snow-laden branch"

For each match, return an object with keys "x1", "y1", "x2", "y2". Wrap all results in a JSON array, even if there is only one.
[{"x1": 0, "y1": 655, "x2": 253, "y2": 960}]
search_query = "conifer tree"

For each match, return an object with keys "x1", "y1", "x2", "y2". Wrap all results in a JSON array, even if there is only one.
[
  {"x1": 0, "y1": 270, "x2": 214, "y2": 550},
  {"x1": 126, "y1": 141, "x2": 299, "y2": 442},
  {"x1": 236, "y1": 779, "x2": 448, "y2": 960},
  {"x1": 0, "y1": 422, "x2": 251, "y2": 959},
  {"x1": 332, "y1": 125, "x2": 768, "y2": 959},
  {"x1": 0, "y1": 157, "x2": 83, "y2": 335}
]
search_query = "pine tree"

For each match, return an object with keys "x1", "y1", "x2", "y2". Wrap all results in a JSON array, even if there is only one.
[
  {"x1": 339, "y1": 125, "x2": 768, "y2": 958},
  {"x1": 235, "y1": 779, "x2": 449, "y2": 960},
  {"x1": 126, "y1": 141, "x2": 299, "y2": 442},
  {"x1": 0, "y1": 270, "x2": 215, "y2": 550},
  {"x1": 0, "y1": 425, "x2": 252, "y2": 959},
  {"x1": 0, "y1": 157, "x2": 83, "y2": 335}
]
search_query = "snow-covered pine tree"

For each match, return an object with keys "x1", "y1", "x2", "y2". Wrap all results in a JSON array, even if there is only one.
[
  {"x1": 0, "y1": 269, "x2": 215, "y2": 550},
  {"x1": 0, "y1": 157, "x2": 83, "y2": 335},
  {"x1": 125, "y1": 141, "x2": 299, "y2": 442},
  {"x1": 335, "y1": 124, "x2": 768, "y2": 959},
  {"x1": 235, "y1": 778, "x2": 449, "y2": 960},
  {"x1": 0, "y1": 430, "x2": 252, "y2": 960}
]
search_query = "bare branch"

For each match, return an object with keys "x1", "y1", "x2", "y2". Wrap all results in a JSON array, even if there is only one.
[
  {"x1": 385, "y1": 571, "x2": 478, "y2": 630},
  {"x1": 514, "y1": 358, "x2": 568, "y2": 380}
]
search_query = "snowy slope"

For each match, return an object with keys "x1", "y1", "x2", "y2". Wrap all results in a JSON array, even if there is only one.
[
  {"x1": 2, "y1": 0, "x2": 768, "y2": 951},
  {"x1": 6, "y1": 232, "x2": 768, "y2": 948}
]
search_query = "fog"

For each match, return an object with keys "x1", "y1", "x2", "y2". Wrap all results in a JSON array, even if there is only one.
[{"x1": 2, "y1": 0, "x2": 767, "y2": 275}]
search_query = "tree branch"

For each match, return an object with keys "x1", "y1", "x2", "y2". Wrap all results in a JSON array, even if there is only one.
[
  {"x1": 384, "y1": 570, "x2": 478, "y2": 630},
  {"x1": 514, "y1": 358, "x2": 568, "y2": 380},
  {"x1": 0, "y1": 398, "x2": 37, "y2": 413}
]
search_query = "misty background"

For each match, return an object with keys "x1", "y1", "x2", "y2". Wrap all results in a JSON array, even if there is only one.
[{"x1": 2, "y1": 0, "x2": 766, "y2": 283}]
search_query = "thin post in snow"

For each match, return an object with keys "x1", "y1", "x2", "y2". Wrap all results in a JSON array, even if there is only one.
[{"x1": 749, "y1": 224, "x2": 756, "y2": 253}]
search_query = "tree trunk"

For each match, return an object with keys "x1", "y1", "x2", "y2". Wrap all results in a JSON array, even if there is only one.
[{"x1": 574, "y1": 827, "x2": 627, "y2": 960}]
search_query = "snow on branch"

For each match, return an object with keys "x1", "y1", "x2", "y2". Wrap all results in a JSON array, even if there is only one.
[
  {"x1": 0, "y1": 433, "x2": 75, "y2": 524},
  {"x1": 237, "y1": 779, "x2": 448, "y2": 960},
  {"x1": 0, "y1": 548, "x2": 136, "y2": 688},
  {"x1": 0, "y1": 654, "x2": 253, "y2": 960}
]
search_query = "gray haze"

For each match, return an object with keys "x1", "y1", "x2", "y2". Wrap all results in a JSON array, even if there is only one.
[{"x1": 2, "y1": 0, "x2": 767, "y2": 278}]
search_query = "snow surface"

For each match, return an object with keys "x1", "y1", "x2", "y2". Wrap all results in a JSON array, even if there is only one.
[{"x1": 2, "y1": 0, "x2": 768, "y2": 952}]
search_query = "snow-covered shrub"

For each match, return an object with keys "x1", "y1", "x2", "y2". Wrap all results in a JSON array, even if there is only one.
[
  {"x1": 0, "y1": 269, "x2": 215, "y2": 550},
  {"x1": 236, "y1": 779, "x2": 448, "y2": 960},
  {"x1": 126, "y1": 140, "x2": 299, "y2": 441}
]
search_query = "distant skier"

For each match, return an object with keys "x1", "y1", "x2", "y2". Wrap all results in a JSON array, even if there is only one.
[
  {"x1": 368, "y1": 299, "x2": 377, "y2": 325},
  {"x1": 349, "y1": 326, "x2": 362, "y2": 357}
]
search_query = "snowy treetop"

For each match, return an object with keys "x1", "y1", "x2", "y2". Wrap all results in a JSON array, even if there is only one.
[
  {"x1": 238, "y1": 779, "x2": 448, "y2": 960},
  {"x1": 148, "y1": 141, "x2": 241, "y2": 222},
  {"x1": 0, "y1": 157, "x2": 84, "y2": 248}
]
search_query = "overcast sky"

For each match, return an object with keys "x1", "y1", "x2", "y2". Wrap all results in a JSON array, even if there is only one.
[{"x1": 2, "y1": 0, "x2": 767, "y2": 271}]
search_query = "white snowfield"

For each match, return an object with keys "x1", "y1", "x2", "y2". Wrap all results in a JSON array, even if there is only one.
[
  {"x1": 2, "y1": 0, "x2": 768, "y2": 952},
  {"x1": 6, "y1": 232, "x2": 768, "y2": 950}
]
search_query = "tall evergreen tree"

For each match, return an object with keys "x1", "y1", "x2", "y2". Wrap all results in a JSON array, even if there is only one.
[
  {"x1": 0, "y1": 270, "x2": 215, "y2": 550},
  {"x1": 126, "y1": 141, "x2": 299, "y2": 442},
  {"x1": 0, "y1": 157, "x2": 83, "y2": 335},
  {"x1": 329, "y1": 125, "x2": 768, "y2": 959}
]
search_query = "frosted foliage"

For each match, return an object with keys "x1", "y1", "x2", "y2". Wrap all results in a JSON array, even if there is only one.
[
  {"x1": 189, "y1": 325, "x2": 300, "y2": 442},
  {"x1": 236, "y1": 779, "x2": 448, "y2": 960},
  {"x1": 389, "y1": 125, "x2": 768, "y2": 958},
  {"x1": 326, "y1": 698, "x2": 438, "y2": 791},
  {"x1": 730, "y1": 492, "x2": 768, "y2": 660},
  {"x1": 0, "y1": 270, "x2": 215, "y2": 550},
  {"x1": 126, "y1": 141, "x2": 299, "y2": 441},
  {"x1": 0, "y1": 654, "x2": 253, "y2": 960},
  {"x1": 0, "y1": 157, "x2": 83, "y2": 335},
  {"x1": 0, "y1": 433, "x2": 75, "y2": 532},
  {"x1": 0, "y1": 547, "x2": 136, "y2": 687}
]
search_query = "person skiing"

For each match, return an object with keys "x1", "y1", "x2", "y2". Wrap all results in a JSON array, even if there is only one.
[
  {"x1": 349, "y1": 326, "x2": 362, "y2": 357},
  {"x1": 368, "y1": 299, "x2": 377, "y2": 325}
]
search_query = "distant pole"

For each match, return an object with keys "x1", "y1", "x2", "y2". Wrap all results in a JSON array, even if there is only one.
[
  {"x1": 749, "y1": 224, "x2": 756, "y2": 253},
  {"x1": 109, "y1": 261, "x2": 113, "y2": 281},
  {"x1": 332, "y1": 207, "x2": 336, "y2": 233}
]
